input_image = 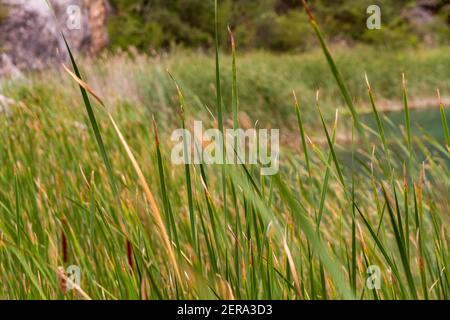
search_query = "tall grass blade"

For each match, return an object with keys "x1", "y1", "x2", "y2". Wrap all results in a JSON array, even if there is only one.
[
  {"x1": 301, "y1": 0, "x2": 366, "y2": 144},
  {"x1": 293, "y1": 91, "x2": 312, "y2": 178},
  {"x1": 61, "y1": 41, "x2": 119, "y2": 199},
  {"x1": 215, "y1": 0, "x2": 228, "y2": 224},
  {"x1": 62, "y1": 67, "x2": 184, "y2": 292},
  {"x1": 437, "y1": 89, "x2": 450, "y2": 149}
]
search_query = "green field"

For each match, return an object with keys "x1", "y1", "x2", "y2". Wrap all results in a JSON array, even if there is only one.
[
  {"x1": 0, "y1": 11, "x2": 449, "y2": 300},
  {"x1": 3, "y1": 45, "x2": 449, "y2": 129}
]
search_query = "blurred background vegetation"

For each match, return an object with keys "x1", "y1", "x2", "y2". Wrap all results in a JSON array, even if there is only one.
[{"x1": 108, "y1": 0, "x2": 450, "y2": 52}]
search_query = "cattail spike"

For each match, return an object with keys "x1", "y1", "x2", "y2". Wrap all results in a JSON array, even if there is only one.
[
  {"x1": 152, "y1": 115, "x2": 160, "y2": 147},
  {"x1": 126, "y1": 239, "x2": 134, "y2": 272},
  {"x1": 61, "y1": 219, "x2": 68, "y2": 264}
]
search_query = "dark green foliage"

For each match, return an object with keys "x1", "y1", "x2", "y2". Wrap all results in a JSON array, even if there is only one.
[
  {"x1": 108, "y1": 0, "x2": 450, "y2": 51},
  {"x1": 108, "y1": 0, "x2": 231, "y2": 50}
]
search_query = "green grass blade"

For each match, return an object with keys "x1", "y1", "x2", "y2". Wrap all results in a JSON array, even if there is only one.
[
  {"x1": 293, "y1": 91, "x2": 312, "y2": 179},
  {"x1": 62, "y1": 36, "x2": 119, "y2": 199},
  {"x1": 301, "y1": 0, "x2": 366, "y2": 144},
  {"x1": 215, "y1": 0, "x2": 228, "y2": 225},
  {"x1": 167, "y1": 72, "x2": 197, "y2": 250},
  {"x1": 152, "y1": 117, "x2": 180, "y2": 252},
  {"x1": 402, "y1": 74, "x2": 412, "y2": 158},
  {"x1": 273, "y1": 175, "x2": 354, "y2": 299},
  {"x1": 382, "y1": 185, "x2": 418, "y2": 299},
  {"x1": 437, "y1": 89, "x2": 450, "y2": 149},
  {"x1": 365, "y1": 74, "x2": 393, "y2": 176},
  {"x1": 229, "y1": 27, "x2": 239, "y2": 131}
]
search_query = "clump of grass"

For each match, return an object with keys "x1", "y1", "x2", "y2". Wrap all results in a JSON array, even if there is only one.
[{"x1": 0, "y1": 1, "x2": 448, "y2": 300}]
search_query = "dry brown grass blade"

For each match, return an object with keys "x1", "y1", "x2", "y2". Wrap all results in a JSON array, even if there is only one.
[
  {"x1": 300, "y1": 0, "x2": 315, "y2": 21},
  {"x1": 107, "y1": 113, "x2": 183, "y2": 288},
  {"x1": 62, "y1": 64, "x2": 106, "y2": 107},
  {"x1": 62, "y1": 65, "x2": 184, "y2": 291},
  {"x1": 283, "y1": 237, "x2": 302, "y2": 298}
]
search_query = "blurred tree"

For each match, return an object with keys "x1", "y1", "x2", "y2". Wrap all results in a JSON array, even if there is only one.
[{"x1": 107, "y1": 0, "x2": 449, "y2": 51}]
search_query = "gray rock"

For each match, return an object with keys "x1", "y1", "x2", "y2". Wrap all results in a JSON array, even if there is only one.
[
  {"x1": 402, "y1": 6, "x2": 435, "y2": 27},
  {"x1": 0, "y1": 53, "x2": 23, "y2": 79},
  {"x1": 0, "y1": 0, "x2": 109, "y2": 77}
]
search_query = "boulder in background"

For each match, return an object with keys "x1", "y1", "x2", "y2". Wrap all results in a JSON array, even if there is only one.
[{"x1": 0, "y1": 0, "x2": 109, "y2": 77}]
